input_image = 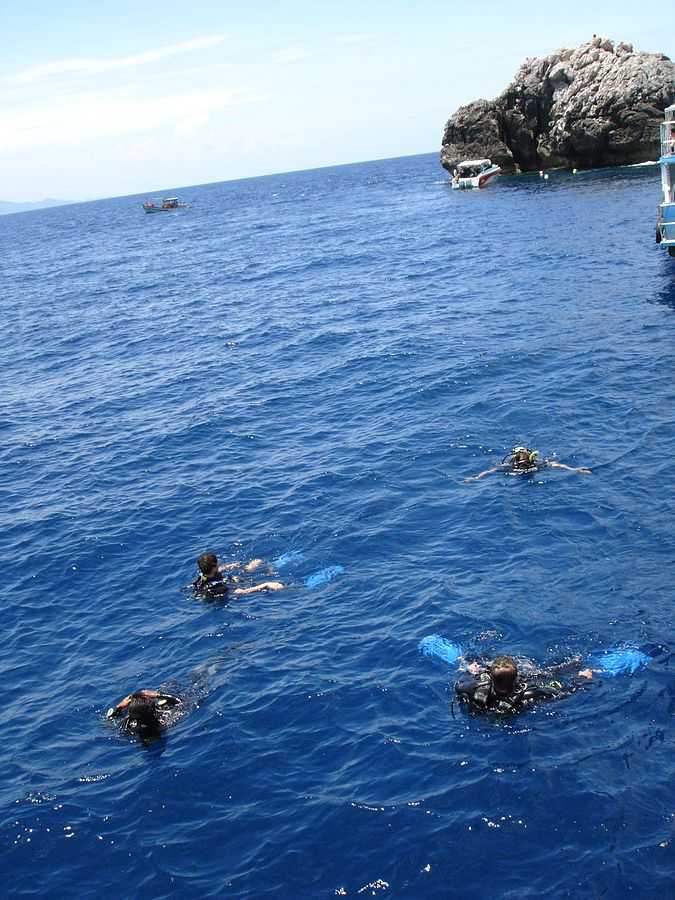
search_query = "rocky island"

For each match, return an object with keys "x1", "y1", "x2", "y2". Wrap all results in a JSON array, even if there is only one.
[{"x1": 441, "y1": 37, "x2": 675, "y2": 174}]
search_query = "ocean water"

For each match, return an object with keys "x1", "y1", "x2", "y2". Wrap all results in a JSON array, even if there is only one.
[{"x1": 2, "y1": 153, "x2": 675, "y2": 899}]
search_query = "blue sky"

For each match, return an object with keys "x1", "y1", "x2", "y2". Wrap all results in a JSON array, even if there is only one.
[{"x1": 1, "y1": 1, "x2": 672, "y2": 201}]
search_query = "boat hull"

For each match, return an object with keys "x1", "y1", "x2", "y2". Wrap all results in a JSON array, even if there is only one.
[
  {"x1": 657, "y1": 202, "x2": 675, "y2": 247},
  {"x1": 451, "y1": 166, "x2": 501, "y2": 190},
  {"x1": 142, "y1": 198, "x2": 188, "y2": 213},
  {"x1": 143, "y1": 205, "x2": 187, "y2": 213}
]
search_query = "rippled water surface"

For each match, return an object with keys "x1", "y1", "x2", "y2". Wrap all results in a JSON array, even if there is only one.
[{"x1": 2, "y1": 155, "x2": 675, "y2": 898}]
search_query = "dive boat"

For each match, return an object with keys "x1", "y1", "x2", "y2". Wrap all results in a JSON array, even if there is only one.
[
  {"x1": 656, "y1": 104, "x2": 675, "y2": 257},
  {"x1": 142, "y1": 197, "x2": 188, "y2": 213},
  {"x1": 451, "y1": 159, "x2": 501, "y2": 190}
]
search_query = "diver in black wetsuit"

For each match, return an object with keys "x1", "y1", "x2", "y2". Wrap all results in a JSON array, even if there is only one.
[
  {"x1": 465, "y1": 446, "x2": 592, "y2": 481},
  {"x1": 192, "y1": 552, "x2": 284, "y2": 599},
  {"x1": 106, "y1": 689, "x2": 182, "y2": 738},
  {"x1": 455, "y1": 655, "x2": 594, "y2": 715}
]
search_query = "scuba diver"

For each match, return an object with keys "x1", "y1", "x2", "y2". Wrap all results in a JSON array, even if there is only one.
[
  {"x1": 465, "y1": 446, "x2": 592, "y2": 481},
  {"x1": 106, "y1": 653, "x2": 234, "y2": 744},
  {"x1": 455, "y1": 655, "x2": 593, "y2": 715},
  {"x1": 106, "y1": 689, "x2": 182, "y2": 739},
  {"x1": 192, "y1": 552, "x2": 284, "y2": 599}
]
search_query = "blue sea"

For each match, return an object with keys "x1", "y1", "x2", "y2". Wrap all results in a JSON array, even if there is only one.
[{"x1": 2, "y1": 153, "x2": 675, "y2": 898}]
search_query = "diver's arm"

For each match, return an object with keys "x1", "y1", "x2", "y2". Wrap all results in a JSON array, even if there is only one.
[
  {"x1": 521, "y1": 683, "x2": 560, "y2": 703},
  {"x1": 546, "y1": 461, "x2": 592, "y2": 474},
  {"x1": 219, "y1": 559, "x2": 266, "y2": 573},
  {"x1": 455, "y1": 673, "x2": 479, "y2": 696},
  {"x1": 155, "y1": 693, "x2": 181, "y2": 707},
  {"x1": 465, "y1": 466, "x2": 501, "y2": 482},
  {"x1": 525, "y1": 669, "x2": 594, "y2": 704},
  {"x1": 558, "y1": 670, "x2": 595, "y2": 694},
  {"x1": 232, "y1": 581, "x2": 284, "y2": 595},
  {"x1": 107, "y1": 688, "x2": 163, "y2": 716},
  {"x1": 546, "y1": 657, "x2": 584, "y2": 678},
  {"x1": 106, "y1": 693, "x2": 134, "y2": 718}
]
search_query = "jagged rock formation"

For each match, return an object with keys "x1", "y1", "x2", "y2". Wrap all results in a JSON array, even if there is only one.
[{"x1": 441, "y1": 38, "x2": 675, "y2": 173}]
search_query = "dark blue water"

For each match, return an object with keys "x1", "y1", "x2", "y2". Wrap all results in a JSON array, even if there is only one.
[{"x1": 2, "y1": 154, "x2": 675, "y2": 898}]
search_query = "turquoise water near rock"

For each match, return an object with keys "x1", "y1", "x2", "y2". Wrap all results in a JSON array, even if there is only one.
[{"x1": 2, "y1": 154, "x2": 674, "y2": 898}]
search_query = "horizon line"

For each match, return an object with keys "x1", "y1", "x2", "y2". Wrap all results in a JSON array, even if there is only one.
[{"x1": 2, "y1": 149, "x2": 439, "y2": 210}]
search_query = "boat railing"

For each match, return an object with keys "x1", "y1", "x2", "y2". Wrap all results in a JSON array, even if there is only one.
[
  {"x1": 660, "y1": 123, "x2": 675, "y2": 159},
  {"x1": 658, "y1": 203, "x2": 675, "y2": 244}
]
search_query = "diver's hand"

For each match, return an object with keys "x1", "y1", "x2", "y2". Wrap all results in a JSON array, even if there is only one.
[
  {"x1": 233, "y1": 581, "x2": 285, "y2": 595},
  {"x1": 244, "y1": 558, "x2": 264, "y2": 572},
  {"x1": 464, "y1": 468, "x2": 497, "y2": 482},
  {"x1": 577, "y1": 669, "x2": 594, "y2": 679}
]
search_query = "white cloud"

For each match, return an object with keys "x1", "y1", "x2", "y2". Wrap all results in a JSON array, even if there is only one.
[
  {"x1": 0, "y1": 86, "x2": 265, "y2": 153},
  {"x1": 3, "y1": 35, "x2": 227, "y2": 86},
  {"x1": 334, "y1": 34, "x2": 372, "y2": 46},
  {"x1": 271, "y1": 46, "x2": 319, "y2": 65},
  {"x1": 0, "y1": 29, "x2": 387, "y2": 199}
]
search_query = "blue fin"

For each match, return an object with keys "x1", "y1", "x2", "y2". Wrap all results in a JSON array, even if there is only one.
[
  {"x1": 273, "y1": 551, "x2": 305, "y2": 569},
  {"x1": 419, "y1": 635, "x2": 463, "y2": 666},
  {"x1": 589, "y1": 647, "x2": 652, "y2": 676},
  {"x1": 305, "y1": 565, "x2": 345, "y2": 589}
]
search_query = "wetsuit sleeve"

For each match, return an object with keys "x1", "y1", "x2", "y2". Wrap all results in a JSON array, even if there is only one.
[
  {"x1": 565, "y1": 676, "x2": 594, "y2": 694},
  {"x1": 155, "y1": 693, "x2": 181, "y2": 708},
  {"x1": 455, "y1": 674, "x2": 479, "y2": 700},
  {"x1": 521, "y1": 683, "x2": 562, "y2": 703},
  {"x1": 521, "y1": 675, "x2": 591, "y2": 704},
  {"x1": 545, "y1": 659, "x2": 584, "y2": 678},
  {"x1": 107, "y1": 693, "x2": 134, "y2": 717}
]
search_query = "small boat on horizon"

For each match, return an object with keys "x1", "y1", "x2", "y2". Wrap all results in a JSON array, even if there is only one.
[
  {"x1": 142, "y1": 197, "x2": 188, "y2": 213},
  {"x1": 451, "y1": 159, "x2": 501, "y2": 190},
  {"x1": 656, "y1": 104, "x2": 675, "y2": 257}
]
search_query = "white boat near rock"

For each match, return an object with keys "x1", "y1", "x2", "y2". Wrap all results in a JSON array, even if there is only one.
[{"x1": 451, "y1": 159, "x2": 501, "y2": 190}]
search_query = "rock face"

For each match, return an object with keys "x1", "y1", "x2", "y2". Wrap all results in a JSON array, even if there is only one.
[{"x1": 440, "y1": 38, "x2": 675, "y2": 173}]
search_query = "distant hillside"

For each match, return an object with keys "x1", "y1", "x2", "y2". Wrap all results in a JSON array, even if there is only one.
[{"x1": 0, "y1": 198, "x2": 70, "y2": 216}]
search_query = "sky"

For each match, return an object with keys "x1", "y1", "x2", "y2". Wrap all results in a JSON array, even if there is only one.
[{"x1": 1, "y1": 1, "x2": 672, "y2": 201}]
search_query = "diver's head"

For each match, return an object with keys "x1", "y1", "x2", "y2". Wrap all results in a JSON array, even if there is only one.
[
  {"x1": 511, "y1": 447, "x2": 538, "y2": 470},
  {"x1": 197, "y1": 552, "x2": 219, "y2": 579},
  {"x1": 125, "y1": 695, "x2": 162, "y2": 735},
  {"x1": 490, "y1": 656, "x2": 518, "y2": 695}
]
